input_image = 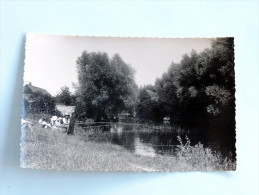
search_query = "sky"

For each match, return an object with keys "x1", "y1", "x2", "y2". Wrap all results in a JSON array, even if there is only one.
[{"x1": 24, "y1": 34, "x2": 212, "y2": 95}]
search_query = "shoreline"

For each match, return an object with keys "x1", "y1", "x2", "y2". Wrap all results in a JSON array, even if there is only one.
[{"x1": 20, "y1": 122, "x2": 236, "y2": 172}]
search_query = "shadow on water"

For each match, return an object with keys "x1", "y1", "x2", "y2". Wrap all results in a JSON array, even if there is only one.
[{"x1": 78, "y1": 122, "x2": 234, "y2": 159}]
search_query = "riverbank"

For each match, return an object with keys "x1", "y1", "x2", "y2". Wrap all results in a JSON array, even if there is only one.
[{"x1": 20, "y1": 123, "x2": 236, "y2": 171}]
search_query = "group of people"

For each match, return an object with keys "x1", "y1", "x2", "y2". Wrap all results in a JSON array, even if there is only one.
[{"x1": 38, "y1": 115, "x2": 70, "y2": 130}]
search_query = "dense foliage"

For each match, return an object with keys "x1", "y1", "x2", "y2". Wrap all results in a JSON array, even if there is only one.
[
  {"x1": 136, "y1": 38, "x2": 235, "y2": 151},
  {"x1": 71, "y1": 39, "x2": 235, "y2": 155},
  {"x1": 23, "y1": 92, "x2": 56, "y2": 117},
  {"x1": 55, "y1": 86, "x2": 76, "y2": 106},
  {"x1": 75, "y1": 51, "x2": 137, "y2": 121}
]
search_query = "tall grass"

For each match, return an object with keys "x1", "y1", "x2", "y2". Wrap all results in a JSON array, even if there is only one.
[
  {"x1": 175, "y1": 136, "x2": 236, "y2": 171},
  {"x1": 20, "y1": 123, "x2": 171, "y2": 171},
  {"x1": 20, "y1": 121, "x2": 236, "y2": 171}
]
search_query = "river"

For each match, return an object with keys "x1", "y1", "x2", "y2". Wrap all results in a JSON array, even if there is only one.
[{"x1": 80, "y1": 123, "x2": 234, "y2": 159}]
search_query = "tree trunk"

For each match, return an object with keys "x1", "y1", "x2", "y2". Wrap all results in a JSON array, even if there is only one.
[{"x1": 67, "y1": 112, "x2": 76, "y2": 135}]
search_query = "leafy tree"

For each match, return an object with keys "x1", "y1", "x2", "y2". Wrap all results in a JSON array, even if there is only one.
[
  {"x1": 75, "y1": 51, "x2": 137, "y2": 121},
  {"x1": 55, "y1": 86, "x2": 75, "y2": 106},
  {"x1": 155, "y1": 38, "x2": 235, "y2": 129},
  {"x1": 136, "y1": 38, "x2": 235, "y2": 154},
  {"x1": 137, "y1": 88, "x2": 153, "y2": 120},
  {"x1": 137, "y1": 86, "x2": 166, "y2": 123}
]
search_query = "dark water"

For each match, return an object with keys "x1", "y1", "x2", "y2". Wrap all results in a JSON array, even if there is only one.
[{"x1": 81, "y1": 123, "x2": 233, "y2": 158}]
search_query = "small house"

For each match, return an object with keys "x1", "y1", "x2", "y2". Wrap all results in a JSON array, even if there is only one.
[
  {"x1": 24, "y1": 82, "x2": 51, "y2": 96},
  {"x1": 23, "y1": 82, "x2": 55, "y2": 115}
]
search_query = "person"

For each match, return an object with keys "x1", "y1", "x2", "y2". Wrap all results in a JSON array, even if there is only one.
[
  {"x1": 41, "y1": 118, "x2": 51, "y2": 128},
  {"x1": 55, "y1": 117, "x2": 63, "y2": 127},
  {"x1": 38, "y1": 118, "x2": 43, "y2": 124},
  {"x1": 21, "y1": 119, "x2": 34, "y2": 131},
  {"x1": 50, "y1": 116, "x2": 58, "y2": 126},
  {"x1": 62, "y1": 115, "x2": 69, "y2": 125},
  {"x1": 61, "y1": 115, "x2": 69, "y2": 133}
]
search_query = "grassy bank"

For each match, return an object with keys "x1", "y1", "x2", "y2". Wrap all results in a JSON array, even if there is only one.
[{"x1": 20, "y1": 122, "x2": 236, "y2": 171}]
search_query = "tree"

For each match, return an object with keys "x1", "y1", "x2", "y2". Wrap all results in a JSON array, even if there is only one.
[
  {"x1": 153, "y1": 38, "x2": 235, "y2": 130},
  {"x1": 75, "y1": 51, "x2": 137, "y2": 121},
  {"x1": 137, "y1": 88, "x2": 153, "y2": 120},
  {"x1": 136, "y1": 86, "x2": 166, "y2": 123},
  {"x1": 55, "y1": 86, "x2": 75, "y2": 106},
  {"x1": 135, "y1": 38, "x2": 235, "y2": 154}
]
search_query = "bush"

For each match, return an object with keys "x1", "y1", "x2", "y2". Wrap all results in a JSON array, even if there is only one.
[
  {"x1": 175, "y1": 136, "x2": 236, "y2": 171},
  {"x1": 55, "y1": 86, "x2": 75, "y2": 106},
  {"x1": 23, "y1": 92, "x2": 56, "y2": 118}
]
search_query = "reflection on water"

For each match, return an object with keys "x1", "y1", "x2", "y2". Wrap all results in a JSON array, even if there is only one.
[
  {"x1": 82, "y1": 123, "x2": 232, "y2": 159},
  {"x1": 134, "y1": 136, "x2": 157, "y2": 157},
  {"x1": 109, "y1": 124, "x2": 195, "y2": 157}
]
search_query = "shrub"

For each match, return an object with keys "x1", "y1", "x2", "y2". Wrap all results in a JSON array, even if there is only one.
[
  {"x1": 23, "y1": 92, "x2": 56, "y2": 117},
  {"x1": 175, "y1": 136, "x2": 236, "y2": 171}
]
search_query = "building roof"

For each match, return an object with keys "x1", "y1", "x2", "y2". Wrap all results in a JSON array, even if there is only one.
[{"x1": 24, "y1": 83, "x2": 51, "y2": 96}]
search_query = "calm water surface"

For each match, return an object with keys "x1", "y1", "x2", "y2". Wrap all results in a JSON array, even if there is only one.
[{"x1": 81, "y1": 123, "x2": 232, "y2": 158}]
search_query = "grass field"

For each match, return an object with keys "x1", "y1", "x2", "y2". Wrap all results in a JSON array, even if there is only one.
[{"x1": 20, "y1": 121, "x2": 236, "y2": 172}]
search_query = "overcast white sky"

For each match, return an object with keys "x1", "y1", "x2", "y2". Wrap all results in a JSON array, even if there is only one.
[{"x1": 24, "y1": 34, "x2": 212, "y2": 95}]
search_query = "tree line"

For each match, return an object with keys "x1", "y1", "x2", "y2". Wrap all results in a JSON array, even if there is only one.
[
  {"x1": 136, "y1": 38, "x2": 235, "y2": 148},
  {"x1": 66, "y1": 38, "x2": 235, "y2": 132},
  {"x1": 32, "y1": 38, "x2": 235, "y2": 147}
]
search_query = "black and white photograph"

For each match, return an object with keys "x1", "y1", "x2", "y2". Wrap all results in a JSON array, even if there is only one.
[{"x1": 20, "y1": 34, "x2": 236, "y2": 171}]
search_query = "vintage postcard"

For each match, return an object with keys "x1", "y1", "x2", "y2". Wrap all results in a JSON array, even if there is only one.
[{"x1": 20, "y1": 34, "x2": 236, "y2": 171}]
